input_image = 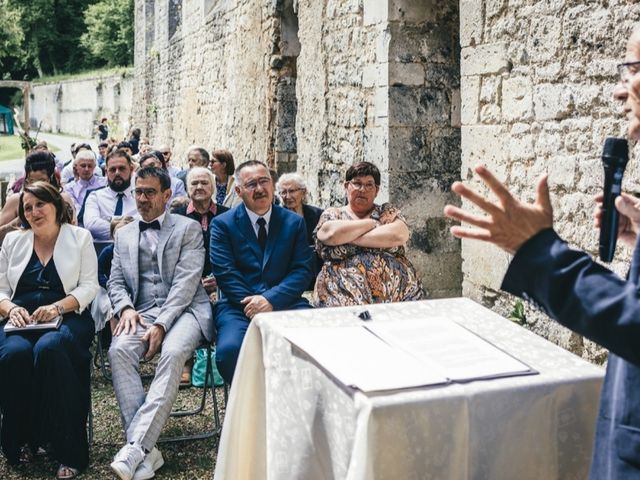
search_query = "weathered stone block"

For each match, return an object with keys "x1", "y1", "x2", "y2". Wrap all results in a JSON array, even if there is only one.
[
  {"x1": 461, "y1": 42, "x2": 510, "y2": 76},
  {"x1": 363, "y1": 0, "x2": 387, "y2": 26},
  {"x1": 461, "y1": 238, "x2": 510, "y2": 291},
  {"x1": 388, "y1": 86, "x2": 449, "y2": 127},
  {"x1": 389, "y1": 62, "x2": 424, "y2": 86},
  {"x1": 502, "y1": 76, "x2": 533, "y2": 122},
  {"x1": 363, "y1": 63, "x2": 386, "y2": 88},
  {"x1": 460, "y1": 0, "x2": 482, "y2": 47},
  {"x1": 533, "y1": 84, "x2": 574, "y2": 121},
  {"x1": 461, "y1": 75, "x2": 480, "y2": 125},
  {"x1": 547, "y1": 155, "x2": 577, "y2": 189},
  {"x1": 509, "y1": 135, "x2": 534, "y2": 161},
  {"x1": 461, "y1": 125, "x2": 509, "y2": 172}
]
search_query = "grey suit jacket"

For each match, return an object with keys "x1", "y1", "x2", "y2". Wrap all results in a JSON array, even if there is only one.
[{"x1": 107, "y1": 213, "x2": 214, "y2": 341}]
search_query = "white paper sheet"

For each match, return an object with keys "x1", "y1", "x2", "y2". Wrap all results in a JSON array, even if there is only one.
[
  {"x1": 283, "y1": 326, "x2": 449, "y2": 392},
  {"x1": 367, "y1": 319, "x2": 534, "y2": 382}
]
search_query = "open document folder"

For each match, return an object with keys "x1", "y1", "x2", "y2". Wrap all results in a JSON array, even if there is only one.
[{"x1": 283, "y1": 318, "x2": 537, "y2": 392}]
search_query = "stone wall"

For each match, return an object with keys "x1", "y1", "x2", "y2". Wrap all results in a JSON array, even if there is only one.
[
  {"x1": 30, "y1": 71, "x2": 134, "y2": 139},
  {"x1": 460, "y1": 1, "x2": 640, "y2": 361}
]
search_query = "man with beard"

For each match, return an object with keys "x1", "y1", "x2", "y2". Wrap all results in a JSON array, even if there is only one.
[
  {"x1": 210, "y1": 160, "x2": 313, "y2": 383},
  {"x1": 84, "y1": 150, "x2": 138, "y2": 242},
  {"x1": 107, "y1": 167, "x2": 213, "y2": 480}
]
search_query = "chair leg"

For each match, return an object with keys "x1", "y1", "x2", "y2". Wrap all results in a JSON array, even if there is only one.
[{"x1": 158, "y1": 344, "x2": 219, "y2": 443}]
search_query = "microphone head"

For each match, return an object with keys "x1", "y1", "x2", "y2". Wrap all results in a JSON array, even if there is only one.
[{"x1": 603, "y1": 137, "x2": 628, "y2": 161}]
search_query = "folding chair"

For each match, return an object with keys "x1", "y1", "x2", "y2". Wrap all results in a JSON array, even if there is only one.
[{"x1": 158, "y1": 342, "x2": 225, "y2": 443}]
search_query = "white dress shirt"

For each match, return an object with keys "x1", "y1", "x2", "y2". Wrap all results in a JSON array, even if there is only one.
[
  {"x1": 139, "y1": 212, "x2": 166, "y2": 253},
  {"x1": 83, "y1": 184, "x2": 138, "y2": 241},
  {"x1": 245, "y1": 205, "x2": 272, "y2": 237},
  {"x1": 64, "y1": 175, "x2": 107, "y2": 212}
]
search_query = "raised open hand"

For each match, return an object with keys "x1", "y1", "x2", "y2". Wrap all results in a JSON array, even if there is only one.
[{"x1": 444, "y1": 165, "x2": 554, "y2": 255}]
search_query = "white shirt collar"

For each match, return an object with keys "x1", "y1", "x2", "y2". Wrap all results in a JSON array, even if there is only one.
[{"x1": 245, "y1": 205, "x2": 272, "y2": 231}]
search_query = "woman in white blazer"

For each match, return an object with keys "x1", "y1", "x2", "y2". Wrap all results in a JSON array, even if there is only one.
[{"x1": 0, "y1": 182, "x2": 98, "y2": 479}]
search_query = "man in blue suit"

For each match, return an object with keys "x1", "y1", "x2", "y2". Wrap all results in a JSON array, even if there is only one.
[
  {"x1": 210, "y1": 160, "x2": 313, "y2": 383},
  {"x1": 443, "y1": 26, "x2": 640, "y2": 479}
]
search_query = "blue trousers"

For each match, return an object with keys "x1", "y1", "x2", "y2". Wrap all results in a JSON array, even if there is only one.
[
  {"x1": 215, "y1": 300, "x2": 312, "y2": 384},
  {"x1": 0, "y1": 315, "x2": 94, "y2": 469}
]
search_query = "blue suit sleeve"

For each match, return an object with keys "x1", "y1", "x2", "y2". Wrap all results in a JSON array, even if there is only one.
[{"x1": 502, "y1": 228, "x2": 640, "y2": 366}]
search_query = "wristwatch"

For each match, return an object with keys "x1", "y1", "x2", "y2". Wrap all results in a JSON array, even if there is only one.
[{"x1": 370, "y1": 209, "x2": 381, "y2": 222}]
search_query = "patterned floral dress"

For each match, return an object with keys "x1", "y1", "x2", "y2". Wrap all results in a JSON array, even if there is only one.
[{"x1": 313, "y1": 203, "x2": 424, "y2": 307}]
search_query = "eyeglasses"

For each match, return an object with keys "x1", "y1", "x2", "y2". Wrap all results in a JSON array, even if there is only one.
[
  {"x1": 278, "y1": 188, "x2": 303, "y2": 196},
  {"x1": 348, "y1": 181, "x2": 377, "y2": 192},
  {"x1": 134, "y1": 188, "x2": 159, "y2": 198},
  {"x1": 618, "y1": 60, "x2": 640, "y2": 84},
  {"x1": 241, "y1": 177, "x2": 272, "y2": 191}
]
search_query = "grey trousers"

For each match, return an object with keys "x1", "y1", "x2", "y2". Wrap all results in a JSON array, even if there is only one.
[{"x1": 108, "y1": 311, "x2": 204, "y2": 451}]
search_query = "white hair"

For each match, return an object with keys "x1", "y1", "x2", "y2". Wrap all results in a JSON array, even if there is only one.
[
  {"x1": 276, "y1": 172, "x2": 307, "y2": 191},
  {"x1": 74, "y1": 149, "x2": 96, "y2": 163}
]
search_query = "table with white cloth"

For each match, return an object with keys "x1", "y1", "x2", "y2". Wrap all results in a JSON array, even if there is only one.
[{"x1": 214, "y1": 298, "x2": 604, "y2": 480}]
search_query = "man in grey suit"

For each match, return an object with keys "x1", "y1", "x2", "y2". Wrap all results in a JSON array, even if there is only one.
[{"x1": 107, "y1": 166, "x2": 213, "y2": 480}]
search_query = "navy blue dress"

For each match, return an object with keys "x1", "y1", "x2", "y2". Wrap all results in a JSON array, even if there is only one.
[{"x1": 0, "y1": 251, "x2": 94, "y2": 470}]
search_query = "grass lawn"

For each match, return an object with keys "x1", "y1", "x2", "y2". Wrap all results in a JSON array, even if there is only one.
[
  {"x1": 0, "y1": 134, "x2": 62, "y2": 162},
  {"x1": 0, "y1": 354, "x2": 224, "y2": 479},
  {"x1": 0, "y1": 135, "x2": 24, "y2": 162}
]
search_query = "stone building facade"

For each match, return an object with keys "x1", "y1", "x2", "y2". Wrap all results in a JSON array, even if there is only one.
[{"x1": 132, "y1": 0, "x2": 640, "y2": 361}]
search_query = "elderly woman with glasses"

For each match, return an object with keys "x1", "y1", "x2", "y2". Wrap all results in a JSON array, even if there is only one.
[
  {"x1": 276, "y1": 173, "x2": 324, "y2": 289},
  {"x1": 314, "y1": 161, "x2": 424, "y2": 307}
]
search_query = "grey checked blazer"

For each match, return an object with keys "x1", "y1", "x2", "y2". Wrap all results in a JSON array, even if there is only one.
[{"x1": 107, "y1": 213, "x2": 214, "y2": 341}]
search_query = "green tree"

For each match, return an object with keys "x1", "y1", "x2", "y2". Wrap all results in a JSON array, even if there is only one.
[
  {"x1": 81, "y1": 0, "x2": 134, "y2": 67},
  {"x1": 8, "y1": 0, "x2": 98, "y2": 77},
  {"x1": 0, "y1": 0, "x2": 24, "y2": 68}
]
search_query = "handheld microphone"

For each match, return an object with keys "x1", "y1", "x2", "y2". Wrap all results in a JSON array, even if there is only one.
[{"x1": 599, "y1": 137, "x2": 629, "y2": 262}]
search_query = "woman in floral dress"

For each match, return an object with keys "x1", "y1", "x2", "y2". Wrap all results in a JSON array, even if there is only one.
[{"x1": 313, "y1": 162, "x2": 424, "y2": 307}]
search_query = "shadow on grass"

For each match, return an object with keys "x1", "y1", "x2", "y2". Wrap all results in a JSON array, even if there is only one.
[{"x1": 0, "y1": 352, "x2": 225, "y2": 479}]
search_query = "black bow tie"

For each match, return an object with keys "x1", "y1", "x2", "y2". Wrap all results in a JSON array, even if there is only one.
[{"x1": 139, "y1": 220, "x2": 161, "y2": 232}]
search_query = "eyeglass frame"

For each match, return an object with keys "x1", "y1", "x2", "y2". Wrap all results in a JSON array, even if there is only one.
[
  {"x1": 239, "y1": 177, "x2": 272, "y2": 191},
  {"x1": 134, "y1": 187, "x2": 161, "y2": 199},
  {"x1": 278, "y1": 187, "x2": 304, "y2": 197},
  {"x1": 347, "y1": 180, "x2": 378, "y2": 192},
  {"x1": 617, "y1": 60, "x2": 640, "y2": 84}
]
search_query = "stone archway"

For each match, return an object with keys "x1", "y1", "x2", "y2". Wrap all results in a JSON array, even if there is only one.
[{"x1": 0, "y1": 80, "x2": 31, "y2": 136}]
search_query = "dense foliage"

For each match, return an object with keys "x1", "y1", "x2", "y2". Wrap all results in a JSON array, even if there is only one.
[{"x1": 0, "y1": 0, "x2": 133, "y2": 80}]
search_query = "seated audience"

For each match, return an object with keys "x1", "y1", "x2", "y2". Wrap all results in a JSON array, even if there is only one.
[
  {"x1": 137, "y1": 150, "x2": 188, "y2": 205},
  {"x1": 63, "y1": 150, "x2": 107, "y2": 216},
  {"x1": 209, "y1": 149, "x2": 241, "y2": 208},
  {"x1": 177, "y1": 146, "x2": 210, "y2": 188},
  {"x1": 276, "y1": 172, "x2": 324, "y2": 288},
  {"x1": 210, "y1": 160, "x2": 313, "y2": 383},
  {"x1": 158, "y1": 144, "x2": 181, "y2": 178},
  {"x1": 314, "y1": 161, "x2": 424, "y2": 306},
  {"x1": 107, "y1": 167, "x2": 213, "y2": 480},
  {"x1": 0, "y1": 151, "x2": 76, "y2": 243},
  {"x1": 172, "y1": 166, "x2": 228, "y2": 384},
  {"x1": 83, "y1": 149, "x2": 138, "y2": 242},
  {"x1": 0, "y1": 182, "x2": 99, "y2": 479},
  {"x1": 61, "y1": 144, "x2": 101, "y2": 184}
]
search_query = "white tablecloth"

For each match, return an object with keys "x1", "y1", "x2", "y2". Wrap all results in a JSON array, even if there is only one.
[{"x1": 214, "y1": 298, "x2": 604, "y2": 480}]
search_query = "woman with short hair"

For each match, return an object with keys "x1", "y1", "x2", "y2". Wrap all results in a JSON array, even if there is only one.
[{"x1": 314, "y1": 161, "x2": 424, "y2": 306}]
